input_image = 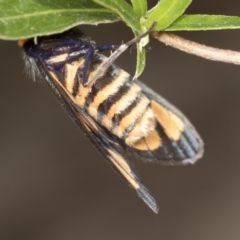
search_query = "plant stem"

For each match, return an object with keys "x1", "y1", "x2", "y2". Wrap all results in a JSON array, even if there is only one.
[{"x1": 152, "y1": 31, "x2": 240, "y2": 65}]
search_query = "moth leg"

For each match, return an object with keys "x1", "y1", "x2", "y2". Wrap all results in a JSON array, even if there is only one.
[
  {"x1": 82, "y1": 46, "x2": 95, "y2": 87},
  {"x1": 81, "y1": 44, "x2": 119, "y2": 87},
  {"x1": 97, "y1": 44, "x2": 119, "y2": 52},
  {"x1": 87, "y1": 22, "x2": 156, "y2": 84}
]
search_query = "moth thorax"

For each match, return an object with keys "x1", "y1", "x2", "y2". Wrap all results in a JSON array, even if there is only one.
[{"x1": 125, "y1": 108, "x2": 156, "y2": 146}]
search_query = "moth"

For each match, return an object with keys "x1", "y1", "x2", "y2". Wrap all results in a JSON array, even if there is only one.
[{"x1": 19, "y1": 28, "x2": 204, "y2": 213}]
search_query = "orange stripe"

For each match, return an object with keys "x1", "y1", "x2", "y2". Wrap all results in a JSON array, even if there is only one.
[
  {"x1": 47, "y1": 53, "x2": 68, "y2": 63},
  {"x1": 112, "y1": 97, "x2": 150, "y2": 139},
  {"x1": 88, "y1": 70, "x2": 128, "y2": 120},
  {"x1": 125, "y1": 108, "x2": 156, "y2": 145},
  {"x1": 151, "y1": 100, "x2": 184, "y2": 141},
  {"x1": 75, "y1": 59, "x2": 108, "y2": 107},
  {"x1": 65, "y1": 59, "x2": 84, "y2": 93},
  {"x1": 108, "y1": 150, "x2": 139, "y2": 189},
  {"x1": 100, "y1": 83, "x2": 141, "y2": 131}
]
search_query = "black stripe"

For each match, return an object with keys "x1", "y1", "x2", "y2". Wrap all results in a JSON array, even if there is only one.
[
  {"x1": 66, "y1": 55, "x2": 102, "y2": 98},
  {"x1": 72, "y1": 67, "x2": 81, "y2": 97},
  {"x1": 48, "y1": 61, "x2": 67, "y2": 86},
  {"x1": 122, "y1": 101, "x2": 151, "y2": 140},
  {"x1": 46, "y1": 54, "x2": 85, "y2": 87},
  {"x1": 49, "y1": 57, "x2": 84, "y2": 95},
  {"x1": 97, "y1": 80, "x2": 131, "y2": 122},
  {"x1": 178, "y1": 130, "x2": 198, "y2": 158},
  {"x1": 111, "y1": 93, "x2": 143, "y2": 130},
  {"x1": 84, "y1": 64, "x2": 120, "y2": 109}
]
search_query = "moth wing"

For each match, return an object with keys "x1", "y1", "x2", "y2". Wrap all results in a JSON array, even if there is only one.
[
  {"x1": 43, "y1": 70, "x2": 158, "y2": 213},
  {"x1": 76, "y1": 110, "x2": 159, "y2": 213},
  {"x1": 126, "y1": 80, "x2": 204, "y2": 165}
]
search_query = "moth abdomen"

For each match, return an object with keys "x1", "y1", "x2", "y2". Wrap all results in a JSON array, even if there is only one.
[{"x1": 42, "y1": 43, "x2": 158, "y2": 146}]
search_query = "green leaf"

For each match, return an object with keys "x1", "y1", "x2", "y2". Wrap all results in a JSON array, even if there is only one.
[
  {"x1": 94, "y1": 0, "x2": 146, "y2": 78},
  {"x1": 0, "y1": 0, "x2": 119, "y2": 40},
  {"x1": 131, "y1": 0, "x2": 148, "y2": 17},
  {"x1": 133, "y1": 27, "x2": 146, "y2": 79},
  {"x1": 166, "y1": 14, "x2": 240, "y2": 31},
  {"x1": 143, "y1": 0, "x2": 192, "y2": 30},
  {"x1": 93, "y1": 0, "x2": 142, "y2": 34},
  {"x1": 134, "y1": 45, "x2": 146, "y2": 79}
]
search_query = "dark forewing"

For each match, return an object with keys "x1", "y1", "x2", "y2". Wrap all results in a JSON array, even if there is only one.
[
  {"x1": 33, "y1": 59, "x2": 158, "y2": 213},
  {"x1": 75, "y1": 108, "x2": 159, "y2": 213}
]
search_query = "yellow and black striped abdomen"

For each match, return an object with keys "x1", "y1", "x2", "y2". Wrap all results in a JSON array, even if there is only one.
[{"x1": 48, "y1": 54, "x2": 157, "y2": 146}]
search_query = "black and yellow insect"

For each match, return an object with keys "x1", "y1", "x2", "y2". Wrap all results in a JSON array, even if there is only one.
[{"x1": 20, "y1": 28, "x2": 204, "y2": 213}]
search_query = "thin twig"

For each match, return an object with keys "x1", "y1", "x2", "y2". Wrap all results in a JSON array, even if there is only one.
[{"x1": 152, "y1": 31, "x2": 240, "y2": 65}]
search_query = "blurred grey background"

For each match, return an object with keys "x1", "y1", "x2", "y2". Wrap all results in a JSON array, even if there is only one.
[{"x1": 1, "y1": 1, "x2": 240, "y2": 239}]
